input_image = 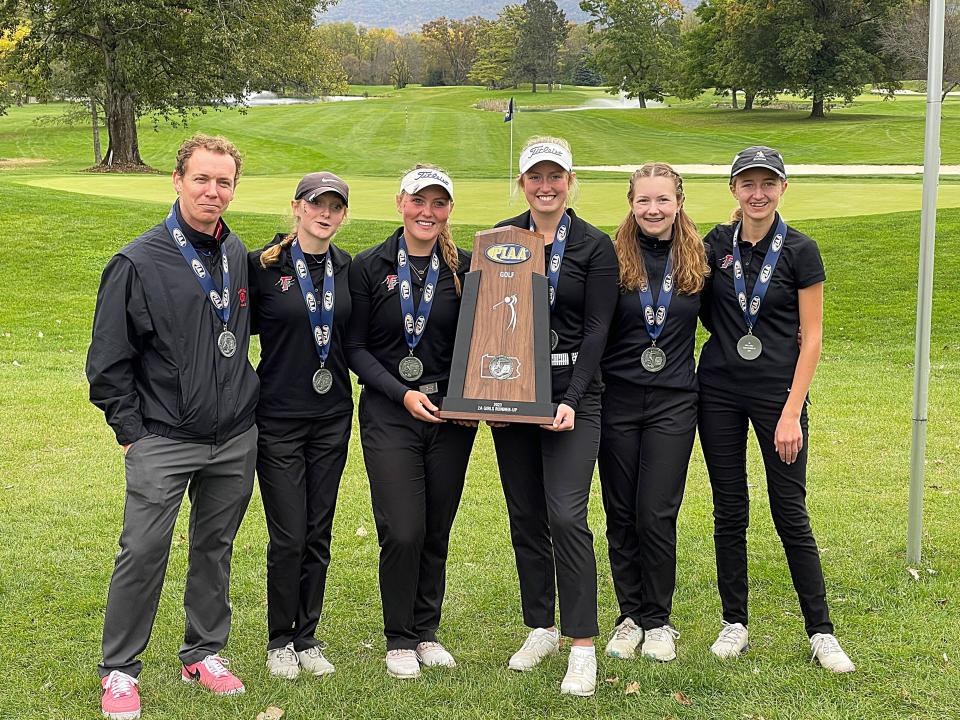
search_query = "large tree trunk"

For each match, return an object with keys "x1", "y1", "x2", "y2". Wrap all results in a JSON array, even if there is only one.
[
  {"x1": 638, "y1": 94, "x2": 647, "y2": 108},
  {"x1": 810, "y1": 92, "x2": 825, "y2": 119},
  {"x1": 743, "y1": 90, "x2": 756, "y2": 111},
  {"x1": 731, "y1": 87, "x2": 739, "y2": 109},
  {"x1": 101, "y1": 86, "x2": 145, "y2": 167},
  {"x1": 531, "y1": 78, "x2": 538, "y2": 93},
  {"x1": 90, "y1": 97, "x2": 102, "y2": 164}
]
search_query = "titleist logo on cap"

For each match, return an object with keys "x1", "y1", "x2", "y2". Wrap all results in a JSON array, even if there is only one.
[
  {"x1": 400, "y1": 167, "x2": 454, "y2": 199},
  {"x1": 519, "y1": 142, "x2": 573, "y2": 173}
]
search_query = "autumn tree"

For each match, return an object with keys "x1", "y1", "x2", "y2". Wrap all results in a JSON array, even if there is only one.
[
  {"x1": 515, "y1": 0, "x2": 569, "y2": 92},
  {"x1": 420, "y1": 16, "x2": 484, "y2": 85},
  {"x1": 580, "y1": 0, "x2": 684, "y2": 106},
  {"x1": 881, "y1": 0, "x2": 960, "y2": 100},
  {"x1": 0, "y1": 0, "x2": 346, "y2": 169},
  {"x1": 469, "y1": 7, "x2": 524, "y2": 89}
]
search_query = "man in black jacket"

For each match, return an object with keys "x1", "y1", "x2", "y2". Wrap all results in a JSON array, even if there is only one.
[{"x1": 86, "y1": 134, "x2": 259, "y2": 720}]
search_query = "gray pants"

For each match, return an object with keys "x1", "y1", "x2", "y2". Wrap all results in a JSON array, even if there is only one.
[{"x1": 98, "y1": 425, "x2": 257, "y2": 679}]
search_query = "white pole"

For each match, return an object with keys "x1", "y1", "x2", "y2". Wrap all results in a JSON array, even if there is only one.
[
  {"x1": 509, "y1": 107, "x2": 514, "y2": 199},
  {"x1": 907, "y1": 0, "x2": 945, "y2": 565}
]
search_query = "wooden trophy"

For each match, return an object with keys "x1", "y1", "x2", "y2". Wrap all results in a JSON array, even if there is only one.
[{"x1": 437, "y1": 226, "x2": 555, "y2": 424}]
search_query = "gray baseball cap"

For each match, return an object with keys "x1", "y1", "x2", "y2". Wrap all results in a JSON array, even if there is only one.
[
  {"x1": 730, "y1": 146, "x2": 787, "y2": 181},
  {"x1": 295, "y1": 172, "x2": 349, "y2": 205}
]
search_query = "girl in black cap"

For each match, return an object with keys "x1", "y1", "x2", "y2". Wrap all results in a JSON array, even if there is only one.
[
  {"x1": 248, "y1": 172, "x2": 354, "y2": 680},
  {"x1": 598, "y1": 162, "x2": 710, "y2": 664},
  {"x1": 489, "y1": 136, "x2": 618, "y2": 697},
  {"x1": 346, "y1": 164, "x2": 475, "y2": 679},
  {"x1": 698, "y1": 146, "x2": 854, "y2": 672}
]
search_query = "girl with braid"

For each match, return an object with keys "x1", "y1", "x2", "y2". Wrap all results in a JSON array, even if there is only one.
[
  {"x1": 598, "y1": 163, "x2": 710, "y2": 663},
  {"x1": 248, "y1": 172, "x2": 354, "y2": 680},
  {"x1": 346, "y1": 164, "x2": 476, "y2": 679}
]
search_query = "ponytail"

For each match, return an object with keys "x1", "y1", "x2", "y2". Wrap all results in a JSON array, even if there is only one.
[{"x1": 260, "y1": 232, "x2": 297, "y2": 268}]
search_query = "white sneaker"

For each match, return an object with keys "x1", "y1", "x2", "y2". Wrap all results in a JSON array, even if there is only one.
[
  {"x1": 385, "y1": 649, "x2": 421, "y2": 679},
  {"x1": 641, "y1": 625, "x2": 680, "y2": 662},
  {"x1": 710, "y1": 622, "x2": 749, "y2": 659},
  {"x1": 415, "y1": 641, "x2": 456, "y2": 667},
  {"x1": 604, "y1": 617, "x2": 644, "y2": 659},
  {"x1": 560, "y1": 647, "x2": 597, "y2": 697},
  {"x1": 265, "y1": 643, "x2": 300, "y2": 680},
  {"x1": 297, "y1": 646, "x2": 335, "y2": 676},
  {"x1": 508, "y1": 628, "x2": 560, "y2": 671},
  {"x1": 810, "y1": 633, "x2": 855, "y2": 673}
]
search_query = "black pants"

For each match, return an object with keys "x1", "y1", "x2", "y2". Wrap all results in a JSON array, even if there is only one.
[
  {"x1": 698, "y1": 386, "x2": 833, "y2": 637},
  {"x1": 598, "y1": 385, "x2": 697, "y2": 631},
  {"x1": 256, "y1": 412, "x2": 351, "y2": 651},
  {"x1": 358, "y1": 387, "x2": 477, "y2": 651},
  {"x1": 491, "y1": 390, "x2": 601, "y2": 639}
]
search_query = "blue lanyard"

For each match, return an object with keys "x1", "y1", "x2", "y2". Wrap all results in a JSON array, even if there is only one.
[
  {"x1": 731, "y1": 215, "x2": 787, "y2": 332},
  {"x1": 530, "y1": 212, "x2": 571, "y2": 310},
  {"x1": 397, "y1": 235, "x2": 441, "y2": 352},
  {"x1": 165, "y1": 201, "x2": 230, "y2": 327},
  {"x1": 288, "y1": 239, "x2": 335, "y2": 367},
  {"x1": 637, "y1": 251, "x2": 674, "y2": 344}
]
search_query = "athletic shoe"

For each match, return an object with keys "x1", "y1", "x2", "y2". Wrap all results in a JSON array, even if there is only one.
[
  {"x1": 266, "y1": 643, "x2": 300, "y2": 680},
  {"x1": 560, "y1": 647, "x2": 597, "y2": 697},
  {"x1": 415, "y1": 641, "x2": 456, "y2": 667},
  {"x1": 508, "y1": 627, "x2": 560, "y2": 671},
  {"x1": 181, "y1": 655, "x2": 245, "y2": 695},
  {"x1": 810, "y1": 633, "x2": 856, "y2": 673},
  {"x1": 710, "y1": 622, "x2": 749, "y2": 659},
  {"x1": 604, "y1": 617, "x2": 644, "y2": 659},
  {"x1": 298, "y1": 645, "x2": 336, "y2": 676},
  {"x1": 641, "y1": 625, "x2": 680, "y2": 662},
  {"x1": 385, "y1": 649, "x2": 421, "y2": 679},
  {"x1": 101, "y1": 671, "x2": 140, "y2": 720}
]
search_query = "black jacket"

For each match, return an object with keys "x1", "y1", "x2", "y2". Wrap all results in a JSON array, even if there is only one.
[
  {"x1": 86, "y1": 210, "x2": 259, "y2": 445},
  {"x1": 495, "y1": 209, "x2": 618, "y2": 411}
]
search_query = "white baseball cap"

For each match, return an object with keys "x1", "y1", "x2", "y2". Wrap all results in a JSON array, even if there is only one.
[
  {"x1": 400, "y1": 167, "x2": 454, "y2": 200},
  {"x1": 519, "y1": 142, "x2": 573, "y2": 174}
]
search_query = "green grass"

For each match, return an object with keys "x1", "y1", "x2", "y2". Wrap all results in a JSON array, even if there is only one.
[
  {"x1": 0, "y1": 177, "x2": 958, "y2": 719},
  {"x1": 3, "y1": 85, "x2": 960, "y2": 179}
]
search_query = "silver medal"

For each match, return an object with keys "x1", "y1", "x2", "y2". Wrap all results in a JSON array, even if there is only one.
[
  {"x1": 550, "y1": 329, "x2": 559, "y2": 351},
  {"x1": 312, "y1": 367, "x2": 333, "y2": 395},
  {"x1": 217, "y1": 330, "x2": 237, "y2": 358},
  {"x1": 641, "y1": 345, "x2": 667, "y2": 373},
  {"x1": 399, "y1": 355, "x2": 424, "y2": 381},
  {"x1": 737, "y1": 333, "x2": 763, "y2": 361}
]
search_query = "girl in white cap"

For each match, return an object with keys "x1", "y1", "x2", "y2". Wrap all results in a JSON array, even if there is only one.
[
  {"x1": 346, "y1": 164, "x2": 476, "y2": 679},
  {"x1": 698, "y1": 146, "x2": 854, "y2": 673},
  {"x1": 489, "y1": 136, "x2": 618, "y2": 696},
  {"x1": 248, "y1": 172, "x2": 354, "y2": 680}
]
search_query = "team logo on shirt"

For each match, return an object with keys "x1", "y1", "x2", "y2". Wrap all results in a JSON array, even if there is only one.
[
  {"x1": 772, "y1": 234, "x2": 784, "y2": 252},
  {"x1": 306, "y1": 292, "x2": 317, "y2": 313},
  {"x1": 384, "y1": 274, "x2": 399, "y2": 291},
  {"x1": 238, "y1": 288, "x2": 248, "y2": 307},
  {"x1": 323, "y1": 290, "x2": 334, "y2": 311},
  {"x1": 760, "y1": 264, "x2": 773, "y2": 284},
  {"x1": 296, "y1": 259, "x2": 308, "y2": 279},
  {"x1": 172, "y1": 228, "x2": 187, "y2": 247},
  {"x1": 720, "y1": 254, "x2": 734, "y2": 270},
  {"x1": 209, "y1": 290, "x2": 223, "y2": 309},
  {"x1": 404, "y1": 313, "x2": 415, "y2": 335},
  {"x1": 656, "y1": 306, "x2": 666, "y2": 326},
  {"x1": 423, "y1": 283, "x2": 435, "y2": 303},
  {"x1": 192, "y1": 259, "x2": 206, "y2": 278},
  {"x1": 400, "y1": 280, "x2": 411, "y2": 300},
  {"x1": 279, "y1": 276, "x2": 294, "y2": 292},
  {"x1": 414, "y1": 315, "x2": 426, "y2": 336}
]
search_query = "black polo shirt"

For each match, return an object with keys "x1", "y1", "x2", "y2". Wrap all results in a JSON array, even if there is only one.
[
  {"x1": 346, "y1": 228, "x2": 470, "y2": 403},
  {"x1": 602, "y1": 230, "x2": 708, "y2": 392},
  {"x1": 699, "y1": 214, "x2": 826, "y2": 399},
  {"x1": 248, "y1": 235, "x2": 353, "y2": 419}
]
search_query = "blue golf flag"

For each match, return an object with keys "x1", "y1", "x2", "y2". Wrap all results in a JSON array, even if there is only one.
[{"x1": 504, "y1": 97, "x2": 514, "y2": 122}]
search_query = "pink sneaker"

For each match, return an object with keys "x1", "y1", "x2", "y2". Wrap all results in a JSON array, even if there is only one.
[
  {"x1": 181, "y1": 655, "x2": 245, "y2": 695},
  {"x1": 101, "y1": 671, "x2": 141, "y2": 720}
]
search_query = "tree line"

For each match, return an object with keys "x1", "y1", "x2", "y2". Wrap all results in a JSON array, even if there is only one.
[{"x1": 1, "y1": 0, "x2": 957, "y2": 170}]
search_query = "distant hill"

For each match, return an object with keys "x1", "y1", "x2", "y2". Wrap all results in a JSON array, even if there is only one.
[{"x1": 319, "y1": 0, "x2": 701, "y2": 32}]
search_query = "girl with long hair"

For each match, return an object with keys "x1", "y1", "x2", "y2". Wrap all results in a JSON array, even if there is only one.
[
  {"x1": 698, "y1": 146, "x2": 854, "y2": 672},
  {"x1": 490, "y1": 136, "x2": 618, "y2": 697},
  {"x1": 248, "y1": 172, "x2": 354, "y2": 680},
  {"x1": 346, "y1": 164, "x2": 476, "y2": 679}
]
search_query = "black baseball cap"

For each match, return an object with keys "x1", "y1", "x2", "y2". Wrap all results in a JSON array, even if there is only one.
[
  {"x1": 730, "y1": 146, "x2": 787, "y2": 181},
  {"x1": 295, "y1": 172, "x2": 349, "y2": 205}
]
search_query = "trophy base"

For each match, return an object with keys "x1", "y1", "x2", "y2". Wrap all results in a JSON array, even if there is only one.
[{"x1": 436, "y1": 397, "x2": 556, "y2": 425}]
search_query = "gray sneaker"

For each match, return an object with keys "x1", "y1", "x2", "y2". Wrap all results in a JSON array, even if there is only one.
[
  {"x1": 641, "y1": 625, "x2": 680, "y2": 662},
  {"x1": 297, "y1": 645, "x2": 335, "y2": 676},
  {"x1": 710, "y1": 622, "x2": 749, "y2": 659},
  {"x1": 266, "y1": 643, "x2": 300, "y2": 680},
  {"x1": 810, "y1": 633, "x2": 855, "y2": 673},
  {"x1": 508, "y1": 628, "x2": 560, "y2": 671},
  {"x1": 604, "y1": 618, "x2": 644, "y2": 659}
]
